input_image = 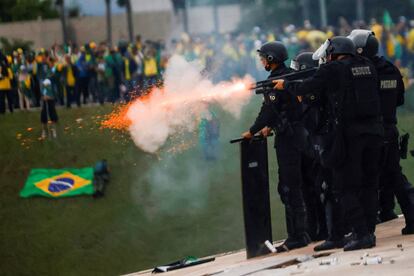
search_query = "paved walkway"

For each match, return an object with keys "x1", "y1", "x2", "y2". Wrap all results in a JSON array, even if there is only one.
[{"x1": 128, "y1": 216, "x2": 414, "y2": 276}]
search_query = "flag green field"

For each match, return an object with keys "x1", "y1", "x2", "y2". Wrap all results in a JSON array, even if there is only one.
[{"x1": 20, "y1": 168, "x2": 94, "y2": 198}]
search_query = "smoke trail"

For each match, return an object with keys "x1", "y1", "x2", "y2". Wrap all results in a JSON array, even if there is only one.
[
  {"x1": 124, "y1": 55, "x2": 253, "y2": 153},
  {"x1": 108, "y1": 56, "x2": 262, "y2": 216}
]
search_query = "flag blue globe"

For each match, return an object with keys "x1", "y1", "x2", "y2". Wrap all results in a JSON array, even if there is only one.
[{"x1": 48, "y1": 178, "x2": 75, "y2": 193}]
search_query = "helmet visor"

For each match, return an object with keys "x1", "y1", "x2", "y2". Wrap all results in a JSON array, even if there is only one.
[{"x1": 312, "y1": 39, "x2": 330, "y2": 60}]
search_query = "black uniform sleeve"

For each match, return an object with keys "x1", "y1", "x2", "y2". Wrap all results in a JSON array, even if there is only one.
[
  {"x1": 285, "y1": 64, "x2": 331, "y2": 97},
  {"x1": 396, "y1": 72, "x2": 405, "y2": 107},
  {"x1": 249, "y1": 101, "x2": 274, "y2": 134}
]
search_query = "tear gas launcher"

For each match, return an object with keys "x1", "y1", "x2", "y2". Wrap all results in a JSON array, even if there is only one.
[{"x1": 251, "y1": 68, "x2": 317, "y2": 94}]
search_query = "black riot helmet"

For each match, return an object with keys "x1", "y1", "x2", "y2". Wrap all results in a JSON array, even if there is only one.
[
  {"x1": 326, "y1": 36, "x2": 356, "y2": 57},
  {"x1": 291, "y1": 52, "x2": 318, "y2": 71},
  {"x1": 257, "y1": 41, "x2": 288, "y2": 64},
  {"x1": 347, "y1": 29, "x2": 379, "y2": 58}
]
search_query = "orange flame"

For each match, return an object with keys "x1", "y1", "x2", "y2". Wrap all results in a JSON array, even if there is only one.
[
  {"x1": 101, "y1": 103, "x2": 133, "y2": 130},
  {"x1": 102, "y1": 78, "x2": 253, "y2": 132}
]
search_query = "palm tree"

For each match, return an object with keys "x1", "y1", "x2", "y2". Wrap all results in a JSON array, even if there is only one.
[
  {"x1": 56, "y1": 0, "x2": 68, "y2": 45},
  {"x1": 319, "y1": 0, "x2": 327, "y2": 28},
  {"x1": 301, "y1": 0, "x2": 310, "y2": 22},
  {"x1": 212, "y1": 0, "x2": 219, "y2": 34},
  {"x1": 105, "y1": 0, "x2": 112, "y2": 46},
  {"x1": 356, "y1": 0, "x2": 365, "y2": 21},
  {"x1": 117, "y1": 0, "x2": 134, "y2": 43}
]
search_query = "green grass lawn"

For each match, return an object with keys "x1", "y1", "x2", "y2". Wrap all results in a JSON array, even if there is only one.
[{"x1": 1, "y1": 102, "x2": 414, "y2": 276}]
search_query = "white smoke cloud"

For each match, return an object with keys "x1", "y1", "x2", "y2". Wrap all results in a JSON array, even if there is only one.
[{"x1": 126, "y1": 55, "x2": 253, "y2": 153}]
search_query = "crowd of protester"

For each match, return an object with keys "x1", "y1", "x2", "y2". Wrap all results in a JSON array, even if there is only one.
[
  {"x1": 0, "y1": 36, "x2": 164, "y2": 114},
  {"x1": 1, "y1": 15, "x2": 414, "y2": 115}
]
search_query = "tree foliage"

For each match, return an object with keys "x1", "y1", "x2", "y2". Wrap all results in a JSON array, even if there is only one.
[
  {"x1": 0, "y1": 37, "x2": 33, "y2": 54},
  {"x1": 239, "y1": 0, "x2": 303, "y2": 31},
  {"x1": 116, "y1": 0, "x2": 126, "y2": 6},
  {"x1": 0, "y1": 0, "x2": 59, "y2": 22},
  {"x1": 326, "y1": 0, "x2": 414, "y2": 26}
]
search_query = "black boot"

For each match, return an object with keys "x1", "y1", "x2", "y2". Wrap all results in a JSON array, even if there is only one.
[
  {"x1": 371, "y1": 233, "x2": 376, "y2": 246},
  {"x1": 379, "y1": 210, "x2": 398, "y2": 223},
  {"x1": 314, "y1": 239, "x2": 344, "y2": 251},
  {"x1": 276, "y1": 233, "x2": 311, "y2": 253},
  {"x1": 343, "y1": 234, "x2": 375, "y2": 251},
  {"x1": 314, "y1": 230, "x2": 329, "y2": 242},
  {"x1": 343, "y1": 232, "x2": 355, "y2": 244},
  {"x1": 344, "y1": 232, "x2": 376, "y2": 246},
  {"x1": 402, "y1": 224, "x2": 414, "y2": 235},
  {"x1": 284, "y1": 207, "x2": 296, "y2": 241}
]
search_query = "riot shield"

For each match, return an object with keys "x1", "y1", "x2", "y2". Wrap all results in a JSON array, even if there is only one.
[{"x1": 230, "y1": 135, "x2": 273, "y2": 258}]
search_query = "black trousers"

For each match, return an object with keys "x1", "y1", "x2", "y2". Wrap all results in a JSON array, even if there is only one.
[
  {"x1": 41, "y1": 99, "x2": 58, "y2": 123},
  {"x1": 33, "y1": 77, "x2": 41, "y2": 107},
  {"x1": 66, "y1": 85, "x2": 75, "y2": 108},
  {"x1": 302, "y1": 157, "x2": 328, "y2": 241},
  {"x1": 333, "y1": 133, "x2": 382, "y2": 236},
  {"x1": 55, "y1": 82, "x2": 64, "y2": 106},
  {"x1": 0, "y1": 89, "x2": 14, "y2": 113},
  {"x1": 379, "y1": 126, "x2": 414, "y2": 225},
  {"x1": 77, "y1": 77, "x2": 90, "y2": 104},
  {"x1": 314, "y1": 166, "x2": 347, "y2": 241},
  {"x1": 275, "y1": 132, "x2": 308, "y2": 239}
]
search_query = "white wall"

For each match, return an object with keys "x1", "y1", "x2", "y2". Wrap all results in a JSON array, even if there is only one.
[
  {"x1": 130, "y1": 0, "x2": 241, "y2": 35},
  {"x1": 217, "y1": 4, "x2": 242, "y2": 33},
  {"x1": 0, "y1": 12, "x2": 172, "y2": 48},
  {"x1": 187, "y1": 4, "x2": 242, "y2": 34},
  {"x1": 131, "y1": 0, "x2": 173, "y2": 13}
]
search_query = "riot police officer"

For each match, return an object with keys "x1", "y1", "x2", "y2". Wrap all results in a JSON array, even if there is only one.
[
  {"x1": 273, "y1": 37, "x2": 383, "y2": 251},
  {"x1": 291, "y1": 52, "x2": 341, "y2": 251},
  {"x1": 242, "y1": 41, "x2": 311, "y2": 252},
  {"x1": 348, "y1": 29, "x2": 414, "y2": 235},
  {"x1": 291, "y1": 52, "x2": 328, "y2": 243}
]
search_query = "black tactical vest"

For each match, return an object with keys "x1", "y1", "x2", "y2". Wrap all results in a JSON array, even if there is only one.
[
  {"x1": 372, "y1": 56, "x2": 403, "y2": 126},
  {"x1": 266, "y1": 65, "x2": 301, "y2": 122},
  {"x1": 339, "y1": 56, "x2": 381, "y2": 124}
]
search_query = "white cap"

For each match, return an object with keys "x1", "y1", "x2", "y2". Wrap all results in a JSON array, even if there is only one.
[{"x1": 43, "y1": 79, "x2": 51, "y2": 86}]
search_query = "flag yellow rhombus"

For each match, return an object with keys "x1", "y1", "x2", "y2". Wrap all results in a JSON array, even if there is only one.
[{"x1": 35, "y1": 172, "x2": 91, "y2": 197}]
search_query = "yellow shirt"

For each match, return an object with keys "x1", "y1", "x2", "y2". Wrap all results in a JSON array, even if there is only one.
[
  {"x1": 222, "y1": 44, "x2": 239, "y2": 61},
  {"x1": 144, "y1": 58, "x2": 158, "y2": 77},
  {"x1": 124, "y1": 58, "x2": 131, "y2": 81},
  {"x1": 407, "y1": 29, "x2": 414, "y2": 52},
  {"x1": 386, "y1": 35, "x2": 396, "y2": 58},
  {"x1": 399, "y1": 67, "x2": 410, "y2": 90},
  {"x1": 396, "y1": 34, "x2": 406, "y2": 46},
  {"x1": 67, "y1": 66, "x2": 76, "y2": 87},
  {"x1": 29, "y1": 61, "x2": 37, "y2": 75},
  {"x1": 371, "y1": 24, "x2": 383, "y2": 42},
  {"x1": 0, "y1": 68, "x2": 13, "y2": 90},
  {"x1": 296, "y1": 30, "x2": 309, "y2": 41},
  {"x1": 24, "y1": 76, "x2": 31, "y2": 89}
]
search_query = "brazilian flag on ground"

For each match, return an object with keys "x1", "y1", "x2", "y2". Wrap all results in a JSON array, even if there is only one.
[{"x1": 20, "y1": 168, "x2": 94, "y2": 198}]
